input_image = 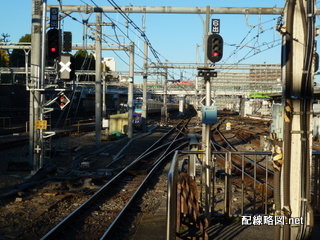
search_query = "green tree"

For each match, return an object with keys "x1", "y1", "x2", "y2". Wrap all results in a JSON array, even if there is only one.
[
  {"x1": 0, "y1": 33, "x2": 10, "y2": 67},
  {"x1": 10, "y1": 34, "x2": 31, "y2": 67},
  {"x1": 74, "y1": 49, "x2": 95, "y2": 70},
  {"x1": 0, "y1": 44, "x2": 10, "y2": 67},
  {"x1": 74, "y1": 49, "x2": 96, "y2": 81}
]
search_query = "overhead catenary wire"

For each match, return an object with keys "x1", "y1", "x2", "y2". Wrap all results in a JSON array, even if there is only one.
[
  {"x1": 58, "y1": 0, "x2": 149, "y2": 71},
  {"x1": 85, "y1": 0, "x2": 181, "y2": 81},
  {"x1": 57, "y1": 0, "x2": 170, "y2": 82},
  {"x1": 56, "y1": 0, "x2": 288, "y2": 82},
  {"x1": 222, "y1": 17, "x2": 282, "y2": 73},
  {"x1": 100, "y1": 0, "x2": 179, "y2": 79}
]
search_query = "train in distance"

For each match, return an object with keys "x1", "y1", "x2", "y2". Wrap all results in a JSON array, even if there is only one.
[{"x1": 119, "y1": 97, "x2": 179, "y2": 125}]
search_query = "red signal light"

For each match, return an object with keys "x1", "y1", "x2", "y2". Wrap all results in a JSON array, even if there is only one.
[
  {"x1": 212, "y1": 52, "x2": 219, "y2": 57},
  {"x1": 50, "y1": 47, "x2": 57, "y2": 53},
  {"x1": 60, "y1": 96, "x2": 66, "y2": 106},
  {"x1": 57, "y1": 94, "x2": 70, "y2": 110}
]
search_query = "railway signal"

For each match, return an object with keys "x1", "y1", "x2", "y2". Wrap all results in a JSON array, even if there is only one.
[
  {"x1": 47, "y1": 29, "x2": 61, "y2": 59},
  {"x1": 63, "y1": 31, "x2": 72, "y2": 52},
  {"x1": 57, "y1": 93, "x2": 70, "y2": 110},
  {"x1": 207, "y1": 34, "x2": 223, "y2": 63}
]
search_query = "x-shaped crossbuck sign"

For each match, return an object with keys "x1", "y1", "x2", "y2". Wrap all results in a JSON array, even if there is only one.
[{"x1": 59, "y1": 61, "x2": 71, "y2": 73}]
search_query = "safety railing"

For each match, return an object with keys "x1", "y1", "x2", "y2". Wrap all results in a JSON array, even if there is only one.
[
  {"x1": 219, "y1": 151, "x2": 274, "y2": 217},
  {"x1": 167, "y1": 150, "x2": 273, "y2": 240},
  {"x1": 168, "y1": 150, "x2": 320, "y2": 239}
]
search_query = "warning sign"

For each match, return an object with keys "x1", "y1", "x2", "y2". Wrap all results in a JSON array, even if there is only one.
[{"x1": 35, "y1": 120, "x2": 47, "y2": 130}]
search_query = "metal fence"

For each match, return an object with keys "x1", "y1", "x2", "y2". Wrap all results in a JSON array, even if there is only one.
[{"x1": 167, "y1": 150, "x2": 320, "y2": 239}]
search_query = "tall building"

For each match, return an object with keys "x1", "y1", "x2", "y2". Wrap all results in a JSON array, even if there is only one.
[{"x1": 249, "y1": 64, "x2": 281, "y2": 91}]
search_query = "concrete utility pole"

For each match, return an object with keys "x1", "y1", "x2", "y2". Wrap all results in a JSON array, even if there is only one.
[
  {"x1": 102, "y1": 74, "x2": 107, "y2": 118},
  {"x1": 162, "y1": 61, "x2": 168, "y2": 125},
  {"x1": 127, "y1": 42, "x2": 135, "y2": 139},
  {"x1": 142, "y1": 41, "x2": 148, "y2": 132},
  {"x1": 280, "y1": 0, "x2": 315, "y2": 239},
  {"x1": 95, "y1": 12, "x2": 102, "y2": 147}
]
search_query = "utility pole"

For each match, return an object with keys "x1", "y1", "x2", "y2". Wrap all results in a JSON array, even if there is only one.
[
  {"x1": 95, "y1": 11, "x2": 102, "y2": 147},
  {"x1": 127, "y1": 42, "x2": 134, "y2": 139},
  {"x1": 279, "y1": 0, "x2": 315, "y2": 239},
  {"x1": 87, "y1": 13, "x2": 114, "y2": 146},
  {"x1": 162, "y1": 61, "x2": 168, "y2": 125},
  {"x1": 142, "y1": 41, "x2": 148, "y2": 132},
  {"x1": 102, "y1": 73, "x2": 106, "y2": 118}
]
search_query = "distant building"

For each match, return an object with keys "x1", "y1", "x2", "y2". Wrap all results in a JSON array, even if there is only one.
[
  {"x1": 249, "y1": 64, "x2": 281, "y2": 91},
  {"x1": 103, "y1": 57, "x2": 116, "y2": 72}
]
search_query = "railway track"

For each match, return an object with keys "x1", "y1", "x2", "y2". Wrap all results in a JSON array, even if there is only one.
[
  {"x1": 212, "y1": 124, "x2": 273, "y2": 185},
  {"x1": 40, "y1": 118, "x2": 192, "y2": 239},
  {"x1": 214, "y1": 126, "x2": 273, "y2": 175},
  {"x1": 0, "y1": 121, "x2": 95, "y2": 151},
  {"x1": 0, "y1": 136, "x2": 28, "y2": 150},
  {"x1": 210, "y1": 123, "x2": 274, "y2": 215}
]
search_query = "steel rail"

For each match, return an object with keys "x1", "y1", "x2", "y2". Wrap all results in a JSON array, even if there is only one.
[
  {"x1": 101, "y1": 141, "x2": 189, "y2": 239},
  {"x1": 40, "y1": 119, "x2": 190, "y2": 239},
  {"x1": 213, "y1": 126, "x2": 274, "y2": 175},
  {"x1": 211, "y1": 141, "x2": 273, "y2": 190}
]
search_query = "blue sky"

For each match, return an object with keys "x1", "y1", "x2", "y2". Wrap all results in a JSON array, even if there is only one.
[{"x1": 1, "y1": 0, "x2": 317, "y2": 82}]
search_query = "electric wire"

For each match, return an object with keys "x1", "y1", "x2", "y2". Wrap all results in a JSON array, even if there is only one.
[
  {"x1": 222, "y1": 17, "x2": 282, "y2": 74},
  {"x1": 89, "y1": 0, "x2": 181, "y2": 81},
  {"x1": 103, "y1": 0, "x2": 179, "y2": 79},
  {"x1": 58, "y1": 0, "x2": 166, "y2": 82},
  {"x1": 59, "y1": 0, "x2": 139, "y2": 70},
  {"x1": 57, "y1": 1, "x2": 290, "y2": 84}
]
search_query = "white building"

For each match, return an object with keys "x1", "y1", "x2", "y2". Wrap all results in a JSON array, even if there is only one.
[{"x1": 103, "y1": 57, "x2": 116, "y2": 72}]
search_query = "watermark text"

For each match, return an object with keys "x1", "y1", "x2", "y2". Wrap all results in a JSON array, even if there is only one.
[{"x1": 241, "y1": 215, "x2": 303, "y2": 226}]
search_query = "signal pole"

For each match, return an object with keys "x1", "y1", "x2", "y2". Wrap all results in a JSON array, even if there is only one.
[
  {"x1": 38, "y1": 0, "x2": 47, "y2": 168},
  {"x1": 203, "y1": 6, "x2": 212, "y2": 220},
  {"x1": 29, "y1": 0, "x2": 45, "y2": 172}
]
